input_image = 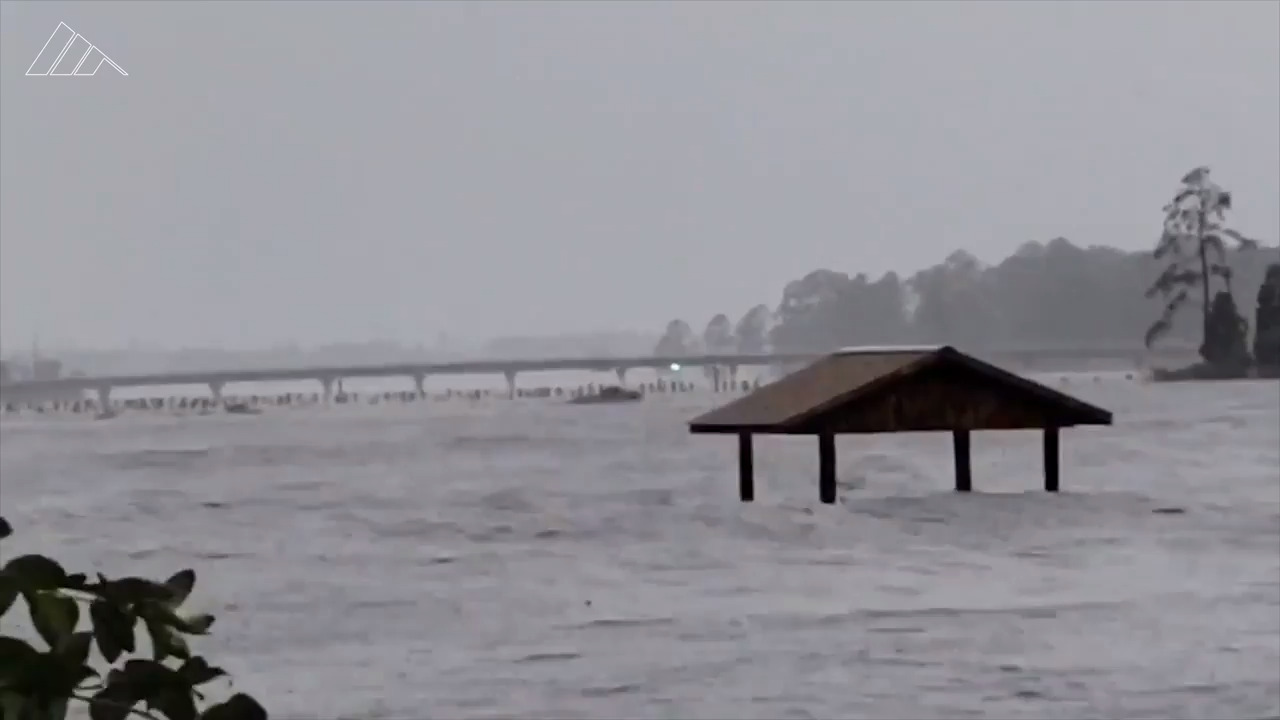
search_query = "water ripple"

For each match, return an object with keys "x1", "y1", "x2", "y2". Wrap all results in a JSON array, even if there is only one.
[{"x1": 2, "y1": 378, "x2": 1277, "y2": 719}]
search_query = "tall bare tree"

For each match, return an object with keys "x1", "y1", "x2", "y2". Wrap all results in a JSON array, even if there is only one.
[{"x1": 1145, "y1": 166, "x2": 1258, "y2": 354}]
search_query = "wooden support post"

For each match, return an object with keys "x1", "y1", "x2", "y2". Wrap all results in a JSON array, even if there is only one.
[
  {"x1": 953, "y1": 430, "x2": 972, "y2": 492},
  {"x1": 818, "y1": 432, "x2": 837, "y2": 504},
  {"x1": 1043, "y1": 427, "x2": 1060, "y2": 493},
  {"x1": 738, "y1": 433, "x2": 754, "y2": 502}
]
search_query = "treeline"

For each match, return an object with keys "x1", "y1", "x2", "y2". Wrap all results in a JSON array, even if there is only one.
[{"x1": 654, "y1": 237, "x2": 1279, "y2": 355}]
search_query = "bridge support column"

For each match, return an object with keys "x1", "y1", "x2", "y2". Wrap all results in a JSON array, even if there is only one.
[
  {"x1": 711, "y1": 366, "x2": 722, "y2": 392},
  {"x1": 953, "y1": 430, "x2": 972, "y2": 493},
  {"x1": 209, "y1": 381, "x2": 225, "y2": 406},
  {"x1": 1043, "y1": 427, "x2": 1060, "y2": 493},
  {"x1": 320, "y1": 377, "x2": 334, "y2": 404},
  {"x1": 614, "y1": 367, "x2": 627, "y2": 386},
  {"x1": 96, "y1": 385, "x2": 112, "y2": 409},
  {"x1": 738, "y1": 433, "x2": 754, "y2": 502},
  {"x1": 729, "y1": 364, "x2": 739, "y2": 385},
  {"x1": 412, "y1": 373, "x2": 426, "y2": 398},
  {"x1": 504, "y1": 371, "x2": 517, "y2": 399},
  {"x1": 818, "y1": 432, "x2": 837, "y2": 505}
]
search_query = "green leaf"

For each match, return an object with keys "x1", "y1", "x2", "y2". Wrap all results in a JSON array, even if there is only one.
[
  {"x1": 143, "y1": 602, "x2": 215, "y2": 636},
  {"x1": 140, "y1": 602, "x2": 192, "y2": 661},
  {"x1": 28, "y1": 591, "x2": 79, "y2": 650},
  {"x1": 42, "y1": 696, "x2": 68, "y2": 720},
  {"x1": 149, "y1": 689, "x2": 198, "y2": 720},
  {"x1": 3, "y1": 555, "x2": 66, "y2": 590},
  {"x1": 0, "y1": 691, "x2": 28, "y2": 720},
  {"x1": 0, "y1": 635, "x2": 41, "y2": 662},
  {"x1": 0, "y1": 576, "x2": 17, "y2": 619},
  {"x1": 89, "y1": 600, "x2": 136, "y2": 663},
  {"x1": 199, "y1": 693, "x2": 267, "y2": 720},
  {"x1": 9, "y1": 644, "x2": 96, "y2": 699},
  {"x1": 177, "y1": 658, "x2": 226, "y2": 687},
  {"x1": 71, "y1": 665, "x2": 101, "y2": 691},
  {"x1": 0, "y1": 517, "x2": 11, "y2": 540},
  {"x1": 0, "y1": 636, "x2": 42, "y2": 679},
  {"x1": 120, "y1": 657, "x2": 167, "y2": 678},
  {"x1": 116, "y1": 659, "x2": 182, "y2": 699},
  {"x1": 16, "y1": 652, "x2": 71, "y2": 698},
  {"x1": 88, "y1": 684, "x2": 138, "y2": 720},
  {"x1": 102, "y1": 577, "x2": 171, "y2": 606},
  {"x1": 143, "y1": 618, "x2": 189, "y2": 662},
  {"x1": 57, "y1": 631, "x2": 94, "y2": 668},
  {"x1": 174, "y1": 613, "x2": 215, "y2": 636},
  {"x1": 163, "y1": 570, "x2": 196, "y2": 607}
]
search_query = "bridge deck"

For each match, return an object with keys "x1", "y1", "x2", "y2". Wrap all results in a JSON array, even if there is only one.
[{"x1": 0, "y1": 344, "x2": 1193, "y2": 394}]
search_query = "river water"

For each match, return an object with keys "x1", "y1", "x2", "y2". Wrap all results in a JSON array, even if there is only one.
[{"x1": 1, "y1": 372, "x2": 1277, "y2": 719}]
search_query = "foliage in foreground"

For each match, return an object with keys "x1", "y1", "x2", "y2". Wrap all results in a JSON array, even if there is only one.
[{"x1": 0, "y1": 517, "x2": 267, "y2": 720}]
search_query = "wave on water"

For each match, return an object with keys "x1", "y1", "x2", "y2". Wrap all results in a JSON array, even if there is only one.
[
  {"x1": 446, "y1": 432, "x2": 573, "y2": 450},
  {"x1": 99, "y1": 448, "x2": 212, "y2": 469},
  {"x1": 3, "y1": 379, "x2": 1277, "y2": 719}
]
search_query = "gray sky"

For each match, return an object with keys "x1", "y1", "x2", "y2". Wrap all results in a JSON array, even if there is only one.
[{"x1": 2, "y1": 0, "x2": 1277, "y2": 351}]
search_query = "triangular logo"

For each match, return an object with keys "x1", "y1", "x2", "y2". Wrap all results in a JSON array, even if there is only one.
[{"x1": 26, "y1": 22, "x2": 127, "y2": 76}]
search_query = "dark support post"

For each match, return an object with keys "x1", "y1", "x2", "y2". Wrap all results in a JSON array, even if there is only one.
[
  {"x1": 818, "y1": 432, "x2": 837, "y2": 504},
  {"x1": 738, "y1": 433, "x2": 754, "y2": 502},
  {"x1": 953, "y1": 430, "x2": 972, "y2": 492},
  {"x1": 1043, "y1": 427, "x2": 1060, "y2": 493}
]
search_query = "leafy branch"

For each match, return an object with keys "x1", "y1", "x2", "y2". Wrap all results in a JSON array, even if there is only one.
[{"x1": 0, "y1": 516, "x2": 268, "y2": 720}]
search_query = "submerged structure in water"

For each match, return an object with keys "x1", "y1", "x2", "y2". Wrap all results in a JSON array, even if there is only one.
[
  {"x1": 689, "y1": 345, "x2": 1114, "y2": 505},
  {"x1": 568, "y1": 385, "x2": 643, "y2": 405}
]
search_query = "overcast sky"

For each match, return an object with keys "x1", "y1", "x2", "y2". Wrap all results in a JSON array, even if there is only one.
[{"x1": 1, "y1": 0, "x2": 1277, "y2": 351}]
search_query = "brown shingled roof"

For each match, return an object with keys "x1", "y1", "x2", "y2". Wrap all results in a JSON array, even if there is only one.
[{"x1": 688, "y1": 345, "x2": 1112, "y2": 434}]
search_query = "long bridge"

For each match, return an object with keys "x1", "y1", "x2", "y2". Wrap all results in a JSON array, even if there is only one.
[{"x1": 0, "y1": 342, "x2": 1196, "y2": 406}]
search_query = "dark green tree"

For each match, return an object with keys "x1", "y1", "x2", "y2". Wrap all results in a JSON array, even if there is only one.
[
  {"x1": 0, "y1": 517, "x2": 268, "y2": 720},
  {"x1": 701, "y1": 314, "x2": 735, "y2": 354},
  {"x1": 1254, "y1": 263, "x2": 1280, "y2": 370},
  {"x1": 768, "y1": 269, "x2": 854, "y2": 351},
  {"x1": 1145, "y1": 166, "x2": 1258, "y2": 362},
  {"x1": 1202, "y1": 291, "x2": 1250, "y2": 369},
  {"x1": 652, "y1": 319, "x2": 697, "y2": 356},
  {"x1": 733, "y1": 305, "x2": 772, "y2": 354},
  {"x1": 908, "y1": 250, "x2": 1004, "y2": 347},
  {"x1": 723, "y1": 235, "x2": 1274, "y2": 355}
]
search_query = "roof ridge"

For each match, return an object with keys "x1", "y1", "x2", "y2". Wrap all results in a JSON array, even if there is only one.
[{"x1": 689, "y1": 345, "x2": 1112, "y2": 434}]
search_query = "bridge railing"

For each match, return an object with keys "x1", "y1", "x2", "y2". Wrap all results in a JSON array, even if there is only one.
[{"x1": 0, "y1": 342, "x2": 1199, "y2": 394}]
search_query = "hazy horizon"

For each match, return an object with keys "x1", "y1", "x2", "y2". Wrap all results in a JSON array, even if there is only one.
[{"x1": 3, "y1": 0, "x2": 1278, "y2": 351}]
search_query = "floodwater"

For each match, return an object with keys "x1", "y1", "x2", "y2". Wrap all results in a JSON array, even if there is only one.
[{"x1": 2, "y1": 373, "x2": 1278, "y2": 719}]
